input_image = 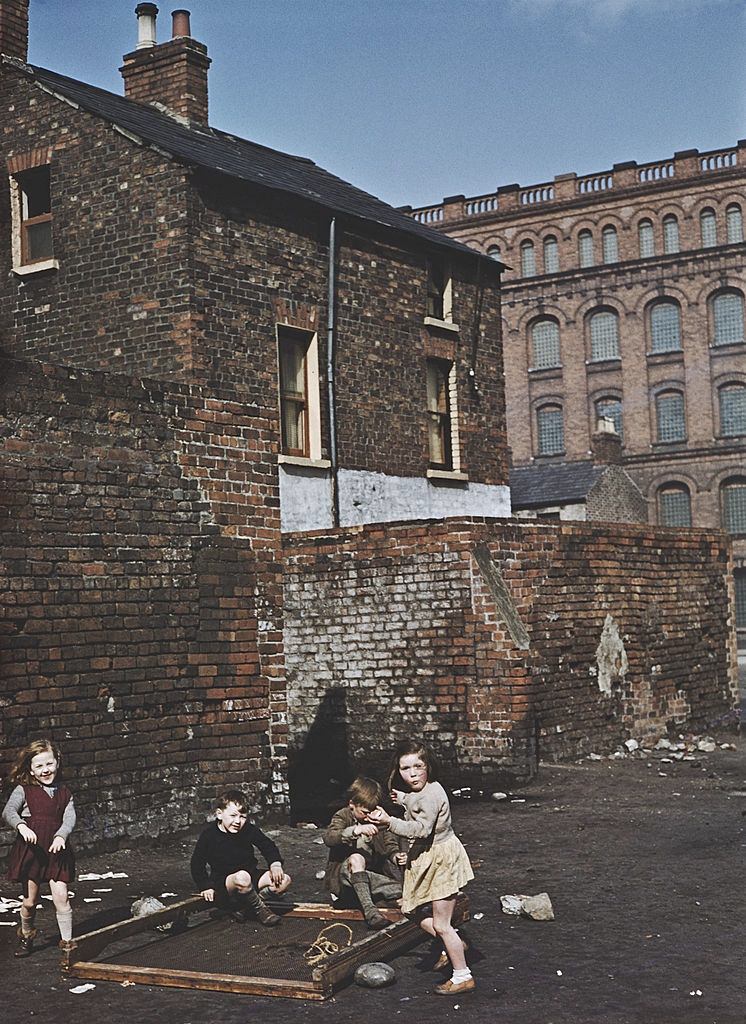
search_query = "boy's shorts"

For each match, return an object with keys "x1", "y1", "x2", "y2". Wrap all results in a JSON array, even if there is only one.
[
  {"x1": 210, "y1": 868, "x2": 264, "y2": 907},
  {"x1": 339, "y1": 861, "x2": 402, "y2": 901}
]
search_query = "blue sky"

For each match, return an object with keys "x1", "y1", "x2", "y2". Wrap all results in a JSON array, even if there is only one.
[{"x1": 30, "y1": 0, "x2": 746, "y2": 208}]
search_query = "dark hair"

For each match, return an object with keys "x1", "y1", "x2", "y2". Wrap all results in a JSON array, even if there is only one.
[
  {"x1": 9, "y1": 739, "x2": 62, "y2": 788},
  {"x1": 347, "y1": 776, "x2": 383, "y2": 809},
  {"x1": 387, "y1": 739, "x2": 439, "y2": 791},
  {"x1": 216, "y1": 789, "x2": 249, "y2": 813}
]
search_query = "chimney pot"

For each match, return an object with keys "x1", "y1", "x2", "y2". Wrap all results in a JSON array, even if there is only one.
[
  {"x1": 171, "y1": 9, "x2": 191, "y2": 38},
  {"x1": 135, "y1": 2, "x2": 159, "y2": 49}
]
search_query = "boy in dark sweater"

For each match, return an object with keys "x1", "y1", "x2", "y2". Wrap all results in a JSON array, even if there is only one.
[
  {"x1": 324, "y1": 776, "x2": 404, "y2": 930},
  {"x1": 191, "y1": 789, "x2": 291, "y2": 926}
]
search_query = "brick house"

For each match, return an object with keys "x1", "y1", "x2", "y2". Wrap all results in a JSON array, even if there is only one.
[
  {"x1": 0, "y1": 2, "x2": 510, "y2": 534},
  {"x1": 408, "y1": 147, "x2": 746, "y2": 661},
  {"x1": 0, "y1": 2, "x2": 738, "y2": 843}
]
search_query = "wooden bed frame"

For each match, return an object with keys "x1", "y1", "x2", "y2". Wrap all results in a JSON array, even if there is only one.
[{"x1": 61, "y1": 896, "x2": 469, "y2": 1000}]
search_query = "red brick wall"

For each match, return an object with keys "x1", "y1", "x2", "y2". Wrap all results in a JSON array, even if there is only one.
[
  {"x1": 0, "y1": 356, "x2": 286, "y2": 850},
  {"x1": 283, "y1": 518, "x2": 737, "y2": 798},
  {"x1": 0, "y1": 66, "x2": 508, "y2": 489}
]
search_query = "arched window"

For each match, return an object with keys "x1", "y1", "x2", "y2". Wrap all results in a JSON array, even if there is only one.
[
  {"x1": 712, "y1": 291, "x2": 744, "y2": 346},
  {"x1": 699, "y1": 208, "x2": 717, "y2": 247},
  {"x1": 638, "y1": 220, "x2": 655, "y2": 258},
  {"x1": 595, "y1": 397, "x2": 623, "y2": 439},
  {"x1": 543, "y1": 235, "x2": 559, "y2": 274},
  {"x1": 602, "y1": 225, "x2": 619, "y2": 264},
  {"x1": 663, "y1": 215, "x2": 679, "y2": 254},
  {"x1": 719, "y1": 383, "x2": 746, "y2": 436},
  {"x1": 589, "y1": 310, "x2": 620, "y2": 361},
  {"x1": 537, "y1": 404, "x2": 564, "y2": 455},
  {"x1": 521, "y1": 240, "x2": 536, "y2": 277},
  {"x1": 656, "y1": 390, "x2": 686, "y2": 442},
  {"x1": 726, "y1": 204, "x2": 743, "y2": 244},
  {"x1": 722, "y1": 478, "x2": 746, "y2": 534},
  {"x1": 658, "y1": 484, "x2": 692, "y2": 527},
  {"x1": 530, "y1": 318, "x2": 561, "y2": 369},
  {"x1": 650, "y1": 301, "x2": 681, "y2": 353},
  {"x1": 487, "y1": 245, "x2": 501, "y2": 260},
  {"x1": 578, "y1": 230, "x2": 594, "y2": 268}
]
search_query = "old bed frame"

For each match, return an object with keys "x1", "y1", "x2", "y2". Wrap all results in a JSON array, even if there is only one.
[{"x1": 61, "y1": 895, "x2": 469, "y2": 1000}]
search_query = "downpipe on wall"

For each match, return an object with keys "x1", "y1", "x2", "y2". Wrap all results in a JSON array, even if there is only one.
[{"x1": 327, "y1": 216, "x2": 340, "y2": 527}]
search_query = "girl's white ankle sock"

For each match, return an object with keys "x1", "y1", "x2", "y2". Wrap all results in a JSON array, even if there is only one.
[{"x1": 452, "y1": 968, "x2": 472, "y2": 984}]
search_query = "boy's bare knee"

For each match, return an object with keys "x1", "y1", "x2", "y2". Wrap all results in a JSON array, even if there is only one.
[
  {"x1": 347, "y1": 853, "x2": 366, "y2": 873},
  {"x1": 233, "y1": 870, "x2": 253, "y2": 890}
]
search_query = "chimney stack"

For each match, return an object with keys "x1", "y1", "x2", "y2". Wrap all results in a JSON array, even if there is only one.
[
  {"x1": 0, "y1": 0, "x2": 30, "y2": 62},
  {"x1": 120, "y1": 5, "x2": 211, "y2": 125},
  {"x1": 591, "y1": 418, "x2": 623, "y2": 465}
]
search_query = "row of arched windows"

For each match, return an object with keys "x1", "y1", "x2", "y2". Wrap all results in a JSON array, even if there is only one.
[
  {"x1": 657, "y1": 478, "x2": 746, "y2": 536},
  {"x1": 492, "y1": 203, "x2": 745, "y2": 278},
  {"x1": 535, "y1": 383, "x2": 746, "y2": 455},
  {"x1": 528, "y1": 289, "x2": 745, "y2": 370}
]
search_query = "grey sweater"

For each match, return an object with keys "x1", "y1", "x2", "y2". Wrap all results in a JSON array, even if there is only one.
[
  {"x1": 386, "y1": 781, "x2": 454, "y2": 846},
  {"x1": 2, "y1": 784, "x2": 76, "y2": 840}
]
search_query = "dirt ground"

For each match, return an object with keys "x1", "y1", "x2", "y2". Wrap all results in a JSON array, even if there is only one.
[{"x1": 1, "y1": 730, "x2": 744, "y2": 1024}]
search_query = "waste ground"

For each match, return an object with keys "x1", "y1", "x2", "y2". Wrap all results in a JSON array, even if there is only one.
[{"x1": 1, "y1": 732, "x2": 744, "y2": 1024}]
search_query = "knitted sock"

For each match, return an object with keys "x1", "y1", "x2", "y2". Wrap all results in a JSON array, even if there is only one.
[
  {"x1": 20, "y1": 907, "x2": 36, "y2": 937},
  {"x1": 350, "y1": 871, "x2": 386, "y2": 926},
  {"x1": 451, "y1": 968, "x2": 472, "y2": 984},
  {"x1": 56, "y1": 909, "x2": 73, "y2": 942}
]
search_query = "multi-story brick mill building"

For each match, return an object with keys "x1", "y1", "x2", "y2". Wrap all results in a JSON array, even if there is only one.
[{"x1": 406, "y1": 148, "x2": 746, "y2": 660}]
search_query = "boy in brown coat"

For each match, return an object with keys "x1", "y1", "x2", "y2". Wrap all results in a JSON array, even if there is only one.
[{"x1": 324, "y1": 776, "x2": 405, "y2": 930}]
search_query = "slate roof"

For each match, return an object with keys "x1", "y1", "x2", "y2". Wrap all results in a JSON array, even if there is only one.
[
  {"x1": 510, "y1": 461, "x2": 606, "y2": 510},
  {"x1": 18, "y1": 61, "x2": 502, "y2": 266}
]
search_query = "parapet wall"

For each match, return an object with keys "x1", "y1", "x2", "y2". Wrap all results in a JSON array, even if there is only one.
[{"x1": 283, "y1": 518, "x2": 738, "y2": 800}]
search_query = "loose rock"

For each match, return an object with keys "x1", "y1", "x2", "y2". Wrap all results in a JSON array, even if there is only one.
[{"x1": 354, "y1": 962, "x2": 396, "y2": 988}]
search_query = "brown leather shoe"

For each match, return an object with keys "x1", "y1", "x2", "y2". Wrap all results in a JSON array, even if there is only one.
[
  {"x1": 434, "y1": 977, "x2": 476, "y2": 996},
  {"x1": 14, "y1": 927, "x2": 37, "y2": 958}
]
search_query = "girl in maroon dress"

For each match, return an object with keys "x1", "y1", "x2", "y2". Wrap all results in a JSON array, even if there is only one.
[{"x1": 2, "y1": 739, "x2": 76, "y2": 957}]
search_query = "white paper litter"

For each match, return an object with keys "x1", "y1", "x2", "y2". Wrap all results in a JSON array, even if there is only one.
[
  {"x1": 314, "y1": 870, "x2": 326, "y2": 879},
  {"x1": 93, "y1": 888, "x2": 112, "y2": 893},
  {"x1": 0, "y1": 921, "x2": 17, "y2": 926},
  {"x1": 0, "y1": 897, "x2": 22, "y2": 913},
  {"x1": 69, "y1": 984, "x2": 96, "y2": 994},
  {"x1": 78, "y1": 872, "x2": 128, "y2": 881},
  {"x1": 83, "y1": 898, "x2": 102, "y2": 903},
  {"x1": 472, "y1": 912, "x2": 484, "y2": 920},
  {"x1": 159, "y1": 892, "x2": 178, "y2": 898}
]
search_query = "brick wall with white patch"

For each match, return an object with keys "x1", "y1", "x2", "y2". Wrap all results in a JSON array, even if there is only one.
[{"x1": 283, "y1": 518, "x2": 738, "y2": 799}]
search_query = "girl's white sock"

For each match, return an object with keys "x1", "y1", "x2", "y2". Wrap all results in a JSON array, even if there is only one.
[
  {"x1": 451, "y1": 968, "x2": 472, "y2": 984},
  {"x1": 56, "y1": 908, "x2": 73, "y2": 941}
]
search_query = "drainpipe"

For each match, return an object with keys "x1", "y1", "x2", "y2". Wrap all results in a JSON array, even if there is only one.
[{"x1": 327, "y1": 217, "x2": 340, "y2": 527}]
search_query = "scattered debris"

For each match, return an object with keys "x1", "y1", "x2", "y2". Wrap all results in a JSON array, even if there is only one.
[
  {"x1": 500, "y1": 893, "x2": 554, "y2": 921},
  {"x1": 689, "y1": 989, "x2": 703, "y2": 997},
  {"x1": 93, "y1": 888, "x2": 112, "y2": 893},
  {"x1": 472, "y1": 912, "x2": 484, "y2": 920},
  {"x1": 697, "y1": 738, "x2": 717, "y2": 753},
  {"x1": 0, "y1": 897, "x2": 22, "y2": 913},
  {"x1": 83, "y1": 898, "x2": 102, "y2": 903},
  {"x1": 313, "y1": 837, "x2": 325, "y2": 844},
  {"x1": 315, "y1": 870, "x2": 326, "y2": 880},
  {"x1": 131, "y1": 896, "x2": 166, "y2": 917},
  {"x1": 120, "y1": 981, "x2": 135, "y2": 987},
  {"x1": 69, "y1": 984, "x2": 96, "y2": 994},
  {"x1": 159, "y1": 892, "x2": 178, "y2": 898},
  {"x1": 624, "y1": 739, "x2": 639, "y2": 752},
  {"x1": 354, "y1": 961, "x2": 396, "y2": 988},
  {"x1": 78, "y1": 872, "x2": 128, "y2": 881},
  {"x1": 297, "y1": 822, "x2": 318, "y2": 830},
  {"x1": 588, "y1": 753, "x2": 603, "y2": 761},
  {"x1": 491, "y1": 791, "x2": 509, "y2": 801},
  {"x1": 556, "y1": 969, "x2": 563, "y2": 976}
]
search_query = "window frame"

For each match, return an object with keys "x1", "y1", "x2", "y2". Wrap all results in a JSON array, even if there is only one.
[
  {"x1": 543, "y1": 235, "x2": 559, "y2": 274},
  {"x1": 662, "y1": 214, "x2": 680, "y2": 254},
  {"x1": 699, "y1": 207, "x2": 717, "y2": 248},
  {"x1": 658, "y1": 484, "x2": 692, "y2": 527},
  {"x1": 718, "y1": 382, "x2": 746, "y2": 437},
  {"x1": 425, "y1": 357, "x2": 460, "y2": 472},
  {"x1": 649, "y1": 300, "x2": 682, "y2": 354},
  {"x1": 638, "y1": 219, "x2": 655, "y2": 258},
  {"x1": 529, "y1": 317, "x2": 561, "y2": 370},
  {"x1": 726, "y1": 204, "x2": 743, "y2": 244},
  {"x1": 425, "y1": 258, "x2": 453, "y2": 322},
  {"x1": 8, "y1": 156, "x2": 58, "y2": 273},
  {"x1": 655, "y1": 389, "x2": 686, "y2": 443},
  {"x1": 578, "y1": 230, "x2": 594, "y2": 268},
  {"x1": 589, "y1": 309, "x2": 621, "y2": 362},
  {"x1": 536, "y1": 402, "x2": 565, "y2": 456},
  {"x1": 277, "y1": 324, "x2": 322, "y2": 462},
  {"x1": 601, "y1": 225, "x2": 619, "y2": 264},
  {"x1": 594, "y1": 396, "x2": 623, "y2": 440},
  {"x1": 722, "y1": 478, "x2": 746, "y2": 536},
  {"x1": 520, "y1": 239, "x2": 536, "y2": 277},
  {"x1": 711, "y1": 290, "x2": 745, "y2": 347}
]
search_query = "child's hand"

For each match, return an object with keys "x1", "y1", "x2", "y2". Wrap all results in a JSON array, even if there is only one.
[
  {"x1": 390, "y1": 789, "x2": 405, "y2": 805},
  {"x1": 269, "y1": 862, "x2": 285, "y2": 888},
  {"x1": 49, "y1": 835, "x2": 66, "y2": 854},
  {"x1": 393, "y1": 852, "x2": 408, "y2": 866},
  {"x1": 366, "y1": 806, "x2": 390, "y2": 827},
  {"x1": 354, "y1": 823, "x2": 378, "y2": 838},
  {"x1": 201, "y1": 888, "x2": 215, "y2": 902},
  {"x1": 18, "y1": 823, "x2": 37, "y2": 844}
]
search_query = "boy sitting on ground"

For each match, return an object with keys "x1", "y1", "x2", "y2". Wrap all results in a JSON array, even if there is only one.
[
  {"x1": 324, "y1": 776, "x2": 405, "y2": 930},
  {"x1": 191, "y1": 789, "x2": 291, "y2": 927}
]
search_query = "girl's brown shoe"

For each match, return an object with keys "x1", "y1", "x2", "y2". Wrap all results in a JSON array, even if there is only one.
[
  {"x1": 14, "y1": 927, "x2": 38, "y2": 958},
  {"x1": 434, "y1": 977, "x2": 476, "y2": 996}
]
